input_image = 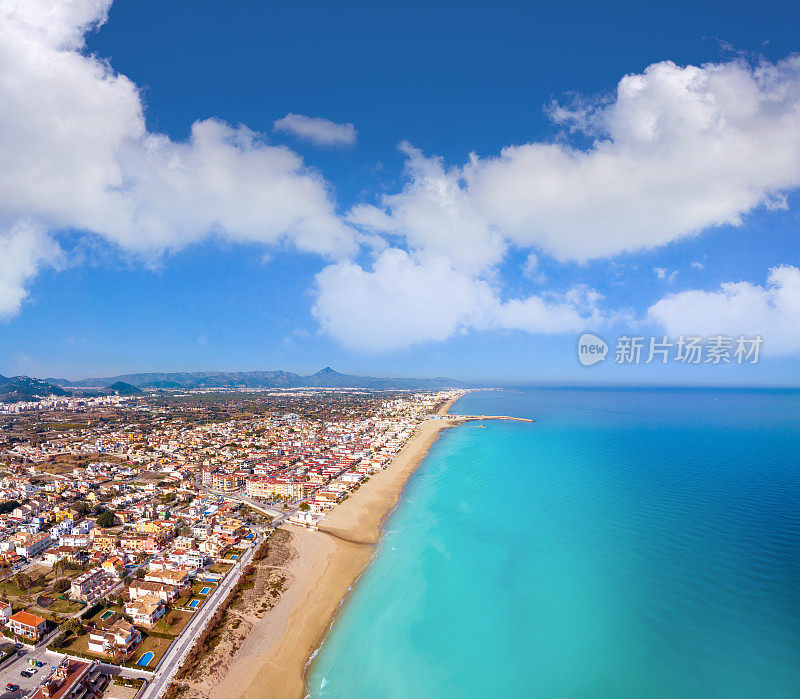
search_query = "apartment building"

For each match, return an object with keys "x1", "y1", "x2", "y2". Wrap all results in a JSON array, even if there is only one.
[
  {"x1": 245, "y1": 476, "x2": 303, "y2": 500},
  {"x1": 70, "y1": 567, "x2": 115, "y2": 602}
]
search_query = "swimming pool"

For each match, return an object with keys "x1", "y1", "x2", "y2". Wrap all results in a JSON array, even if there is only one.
[
  {"x1": 137, "y1": 652, "x2": 154, "y2": 666},
  {"x1": 189, "y1": 599, "x2": 200, "y2": 609},
  {"x1": 204, "y1": 577, "x2": 216, "y2": 582},
  {"x1": 99, "y1": 610, "x2": 114, "y2": 620},
  {"x1": 230, "y1": 554, "x2": 238, "y2": 560},
  {"x1": 199, "y1": 587, "x2": 211, "y2": 594}
]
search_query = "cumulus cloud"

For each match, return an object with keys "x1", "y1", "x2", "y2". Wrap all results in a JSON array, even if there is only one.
[
  {"x1": 0, "y1": 223, "x2": 62, "y2": 318},
  {"x1": 0, "y1": 0, "x2": 355, "y2": 317},
  {"x1": 346, "y1": 144, "x2": 505, "y2": 274},
  {"x1": 648, "y1": 266, "x2": 800, "y2": 354},
  {"x1": 5, "y1": 1, "x2": 800, "y2": 359},
  {"x1": 312, "y1": 248, "x2": 602, "y2": 352},
  {"x1": 351, "y1": 57, "x2": 800, "y2": 265},
  {"x1": 273, "y1": 113, "x2": 357, "y2": 146}
]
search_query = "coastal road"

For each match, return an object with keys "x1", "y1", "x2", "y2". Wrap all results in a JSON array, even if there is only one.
[{"x1": 137, "y1": 534, "x2": 261, "y2": 699}]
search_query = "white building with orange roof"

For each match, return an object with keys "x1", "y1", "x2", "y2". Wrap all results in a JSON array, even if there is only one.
[{"x1": 8, "y1": 610, "x2": 47, "y2": 641}]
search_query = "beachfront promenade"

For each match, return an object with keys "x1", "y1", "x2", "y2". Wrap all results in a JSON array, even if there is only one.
[{"x1": 137, "y1": 534, "x2": 262, "y2": 699}]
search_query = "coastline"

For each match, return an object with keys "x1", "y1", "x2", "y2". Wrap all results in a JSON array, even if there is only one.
[{"x1": 216, "y1": 395, "x2": 464, "y2": 699}]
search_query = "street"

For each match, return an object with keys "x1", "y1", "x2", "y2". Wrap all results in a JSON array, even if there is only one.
[{"x1": 137, "y1": 533, "x2": 261, "y2": 699}]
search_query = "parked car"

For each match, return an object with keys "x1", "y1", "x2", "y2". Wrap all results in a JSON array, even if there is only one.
[{"x1": 5, "y1": 683, "x2": 18, "y2": 690}]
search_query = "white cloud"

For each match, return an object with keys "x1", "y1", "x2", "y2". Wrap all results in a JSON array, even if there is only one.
[
  {"x1": 653, "y1": 267, "x2": 678, "y2": 282},
  {"x1": 313, "y1": 248, "x2": 602, "y2": 352},
  {"x1": 523, "y1": 252, "x2": 539, "y2": 278},
  {"x1": 0, "y1": 223, "x2": 62, "y2": 318},
  {"x1": 691, "y1": 261, "x2": 705, "y2": 270},
  {"x1": 346, "y1": 143, "x2": 506, "y2": 274},
  {"x1": 0, "y1": 0, "x2": 355, "y2": 318},
  {"x1": 351, "y1": 57, "x2": 800, "y2": 265},
  {"x1": 5, "y1": 0, "x2": 800, "y2": 361},
  {"x1": 648, "y1": 266, "x2": 800, "y2": 354},
  {"x1": 273, "y1": 113, "x2": 357, "y2": 146}
]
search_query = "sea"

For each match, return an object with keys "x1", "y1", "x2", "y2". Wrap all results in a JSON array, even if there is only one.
[{"x1": 306, "y1": 388, "x2": 800, "y2": 698}]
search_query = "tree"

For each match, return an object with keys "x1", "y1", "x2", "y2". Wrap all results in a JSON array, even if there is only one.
[
  {"x1": 53, "y1": 578, "x2": 70, "y2": 594},
  {"x1": 61, "y1": 618, "x2": 81, "y2": 635},
  {"x1": 96, "y1": 510, "x2": 118, "y2": 528},
  {"x1": 299, "y1": 502, "x2": 310, "y2": 512},
  {"x1": 14, "y1": 573, "x2": 28, "y2": 599},
  {"x1": 0, "y1": 501, "x2": 20, "y2": 515}
]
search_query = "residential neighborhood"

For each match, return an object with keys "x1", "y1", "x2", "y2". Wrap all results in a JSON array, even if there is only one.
[{"x1": 0, "y1": 386, "x2": 461, "y2": 697}]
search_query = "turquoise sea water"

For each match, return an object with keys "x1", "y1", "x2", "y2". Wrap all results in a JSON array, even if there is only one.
[{"x1": 307, "y1": 388, "x2": 800, "y2": 698}]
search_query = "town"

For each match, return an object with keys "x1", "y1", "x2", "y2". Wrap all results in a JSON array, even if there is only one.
[{"x1": 0, "y1": 387, "x2": 462, "y2": 698}]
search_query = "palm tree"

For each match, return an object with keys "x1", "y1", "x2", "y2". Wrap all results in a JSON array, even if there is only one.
[
  {"x1": 0, "y1": 560, "x2": 9, "y2": 590},
  {"x1": 13, "y1": 572, "x2": 25, "y2": 598}
]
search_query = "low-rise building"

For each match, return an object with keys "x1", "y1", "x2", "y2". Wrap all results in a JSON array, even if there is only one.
[
  {"x1": 101, "y1": 556, "x2": 124, "y2": 577},
  {"x1": 144, "y1": 568, "x2": 190, "y2": 588},
  {"x1": 124, "y1": 593, "x2": 165, "y2": 628},
  {"x1": 0, "y1": 601, "x2": 12, "y2": 625},
  {"x1": 8, "y1": 610, "x2": 47, "y2": 641},
  {"x1": 87, "y1": 619, "x2": 141, "y2": 657},
  {"x1": 30, "y1": 658, "x2": 100, "y2": 699},
  {"x1": 128, "y1": 579, "x2": 182, "y2": 604},
  {"x1": 15, "y1": 532, "x2": 53, "y2": 559}
]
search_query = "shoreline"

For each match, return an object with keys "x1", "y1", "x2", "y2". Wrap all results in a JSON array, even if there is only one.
[{"x1": 216, "y1": 394, "x2": 466, "y2": 699}]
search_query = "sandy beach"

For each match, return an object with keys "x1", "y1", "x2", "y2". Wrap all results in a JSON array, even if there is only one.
[{"x1": 216, "y1": 396, "x2": 464, "y2": 699}]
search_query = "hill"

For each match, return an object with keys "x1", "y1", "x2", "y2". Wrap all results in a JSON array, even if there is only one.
[
  {"x1": 107, "y1": 381, "x2": 143, "y2": 396},
  {"x1": 0, "y1": 375, "x2": 68, "y2": 403}
]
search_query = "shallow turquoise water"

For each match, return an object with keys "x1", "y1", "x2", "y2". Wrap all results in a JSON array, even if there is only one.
[{"x1": 307, "y1": 388, "x2": 800, "y2": 698}]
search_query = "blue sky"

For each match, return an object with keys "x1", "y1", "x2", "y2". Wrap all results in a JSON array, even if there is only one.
[{"x1": 1, "y1": 0, "x2": 799, "y2": 384}]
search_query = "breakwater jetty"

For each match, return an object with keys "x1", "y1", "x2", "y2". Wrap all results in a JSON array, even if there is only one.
[{"x1": 433, "y1": 414, "x2": 534, "y2": 423}]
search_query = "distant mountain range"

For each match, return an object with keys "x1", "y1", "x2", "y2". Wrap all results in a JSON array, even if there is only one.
[
  {"x1": 0, "y1": 375, "x2": 146, "y2": 403},
  {"x1": 46, "y1": 367, "x2": 468, "y2": 391}
]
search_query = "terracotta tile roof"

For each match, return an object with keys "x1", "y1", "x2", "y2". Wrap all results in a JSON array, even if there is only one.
[{"x1": 9, "y1": 610, "x2": 45, "y2": 627}]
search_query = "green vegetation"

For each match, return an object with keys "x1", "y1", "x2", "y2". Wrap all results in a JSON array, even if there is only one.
[
  {"x1": 95, "y1": 509, "x2": 118, "y2": 527},
  {"x1": 0, "y1": 501, "x2": 20, "y2": 515}
]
